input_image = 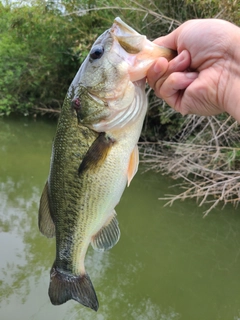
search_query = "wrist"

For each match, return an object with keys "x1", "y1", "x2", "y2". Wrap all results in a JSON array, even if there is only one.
[
  {"x1": 225, "y1": 78, "x2": 240, "y2": 123},
  {"x1": 220, "y1": 23, "x2": 240, "y2": 122}
]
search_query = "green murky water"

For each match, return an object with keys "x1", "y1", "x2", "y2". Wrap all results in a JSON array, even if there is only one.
[{"x1": 1, "y1": 117, "x2": 240, "y2": 320}]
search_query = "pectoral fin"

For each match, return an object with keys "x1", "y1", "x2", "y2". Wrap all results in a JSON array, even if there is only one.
[
  {"x1": 78, "y1": 132, "x2": 115, "y2": 175},
  {"x1": 91, "y1": 211, "x2": 120, "y2": 252},
  {"x1": 38, "y1": 181, "x2": 55, "y2": 238},
  {"x1": 127, "y1": 145, "x2": 139, "y2": 187}
]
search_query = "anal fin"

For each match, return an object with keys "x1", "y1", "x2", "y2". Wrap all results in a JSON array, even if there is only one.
[
  {"x1": 91, "y1": 211, "x2": 120, "y2": 252},
  {"x1": 127, "y1": 145, "x2": 139, "y2": 187},
  {"x1": 38, "y1": 181, "x2": 55, "y2": 238}
]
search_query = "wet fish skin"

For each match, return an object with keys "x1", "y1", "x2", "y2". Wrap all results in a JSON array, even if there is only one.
[
  {"x1": 39, "y1": 93, "x2": 99, "y2": 309},
  {"x1": 38, "y1": 17, "x2": 176, "y2": 311}
]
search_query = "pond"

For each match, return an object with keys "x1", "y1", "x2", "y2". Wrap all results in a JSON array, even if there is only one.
[{"x1": 1, "y1": 117, "x2": 240, "y2": 320}]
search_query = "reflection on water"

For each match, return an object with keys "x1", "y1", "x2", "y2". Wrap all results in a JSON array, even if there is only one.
[{"x1": 1, "y1": 117, "x2": 240, "y2": 320}]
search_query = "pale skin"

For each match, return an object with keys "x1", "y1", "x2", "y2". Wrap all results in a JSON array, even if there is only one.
[{"x1": 147, "y1": 19, "x2": 240, "y2": 122}]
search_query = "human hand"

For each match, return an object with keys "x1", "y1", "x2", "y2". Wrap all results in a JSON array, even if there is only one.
[{"x1": 147, "y1": 19, "x2": 240, "y2": 121}]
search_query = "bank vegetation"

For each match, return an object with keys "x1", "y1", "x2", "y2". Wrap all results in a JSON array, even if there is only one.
[{"x1": 1, "y1": 0, "x2": 240, "y2": 213}]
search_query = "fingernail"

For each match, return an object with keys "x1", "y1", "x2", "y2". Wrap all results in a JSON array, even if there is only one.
[{"x1": 186, "y1": 72, "x2": 198, "y2": 79}]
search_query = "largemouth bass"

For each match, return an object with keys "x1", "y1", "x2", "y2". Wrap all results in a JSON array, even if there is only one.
[{"x1": 38, "y1": 17, "x2": 175, "y2": 311}]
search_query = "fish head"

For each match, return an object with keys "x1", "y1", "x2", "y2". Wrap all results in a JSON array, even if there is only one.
[{"x1": 71, "y1": 17, "x2": 176, "y2": 131}]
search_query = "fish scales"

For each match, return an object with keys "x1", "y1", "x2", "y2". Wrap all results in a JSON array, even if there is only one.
[
  {"x1": 49, "y1": 102, "x2": 98, "y2": 269},
  {"x1": 38, "y1": 17, "x2": 176, "y2": 311}
]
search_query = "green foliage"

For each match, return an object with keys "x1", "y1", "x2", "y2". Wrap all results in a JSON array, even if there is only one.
[
  {"x1": 0, "y1": 0, "x2": 113, "y2": 115},
  {"x1": 185, "y1": 0, "x2": 240, "y2": 23}
]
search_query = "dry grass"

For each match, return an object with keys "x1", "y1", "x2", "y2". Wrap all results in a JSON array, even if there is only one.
[{"x1": 140, "y1": 115, "x2": 240, "y2": 215}]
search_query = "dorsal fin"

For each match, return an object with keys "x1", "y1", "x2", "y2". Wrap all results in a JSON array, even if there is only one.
[
  {"x1": 78, "y1": 132, "x2": 115, "y2": 175},
  {"x1": 38, "y1": 181, "x2": 55, "y2": 238},
  {"x1": 91, "y1": 211, "x2": 120, "y2": 252}
]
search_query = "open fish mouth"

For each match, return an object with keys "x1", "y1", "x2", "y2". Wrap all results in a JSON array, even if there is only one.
[
  {"x1": 109, "y1": 17, "x2": 177, "y2": 82},
  {"x1": 111, "y1": 17, "x2": 143, "y2": 54},
  {"x1": 111, "y1": 17, "x2": 176, "y2": 59}
]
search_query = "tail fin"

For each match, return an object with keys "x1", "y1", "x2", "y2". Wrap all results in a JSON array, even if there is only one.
[{"x1": 48, "y1": 264, "x2": 99, "y2": 311}]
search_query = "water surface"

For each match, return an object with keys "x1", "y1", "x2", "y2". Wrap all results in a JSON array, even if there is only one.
[{"x1": 1, "y1": 117, "x2": 240, "y2": 320}]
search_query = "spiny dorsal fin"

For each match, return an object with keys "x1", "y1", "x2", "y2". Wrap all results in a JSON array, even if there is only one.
[
  {"x1": 38, "y1": 181, "x2": 55, "y2": 238},
  {"x1": 91, "y1": 211, "x2": 120, "y2": 252},
  {"x1": 78, "y1": 132, "x2": 115, "y2": 175},
  {"x1": 127, "y1": 145, "x2": 139, "y2": 187}
]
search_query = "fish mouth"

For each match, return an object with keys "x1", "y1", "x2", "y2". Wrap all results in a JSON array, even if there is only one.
[
  {"x1": 110, "y1": 17, "x2": 177, "y2": 82},
  {"x1": 113, "y1": 17, "x2": 140, "y2": 37},
  {"x1": 110, "y1": 17, "x2": 142, "y2": 54},
  {"x1": 111, "y1": 17, "x2": 176, "y2": 59}
]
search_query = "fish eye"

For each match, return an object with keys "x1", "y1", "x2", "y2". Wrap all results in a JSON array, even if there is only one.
[{"x1": 89, "y1": 46, "x2": 104, "y2": 60}]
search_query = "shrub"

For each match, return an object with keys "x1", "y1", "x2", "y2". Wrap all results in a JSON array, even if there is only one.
[{"x1": 0, "y1": 0, "x2": 113, "y2": 115}]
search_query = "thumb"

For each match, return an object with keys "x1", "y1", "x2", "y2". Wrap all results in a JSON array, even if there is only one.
[{"x1": 153, "y1": 28, "x2": 179, "y2": 51}]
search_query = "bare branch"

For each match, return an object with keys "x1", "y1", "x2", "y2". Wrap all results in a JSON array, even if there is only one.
[{"x1": 139, "y1": 115, "x2": 240, "y2": 215}]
